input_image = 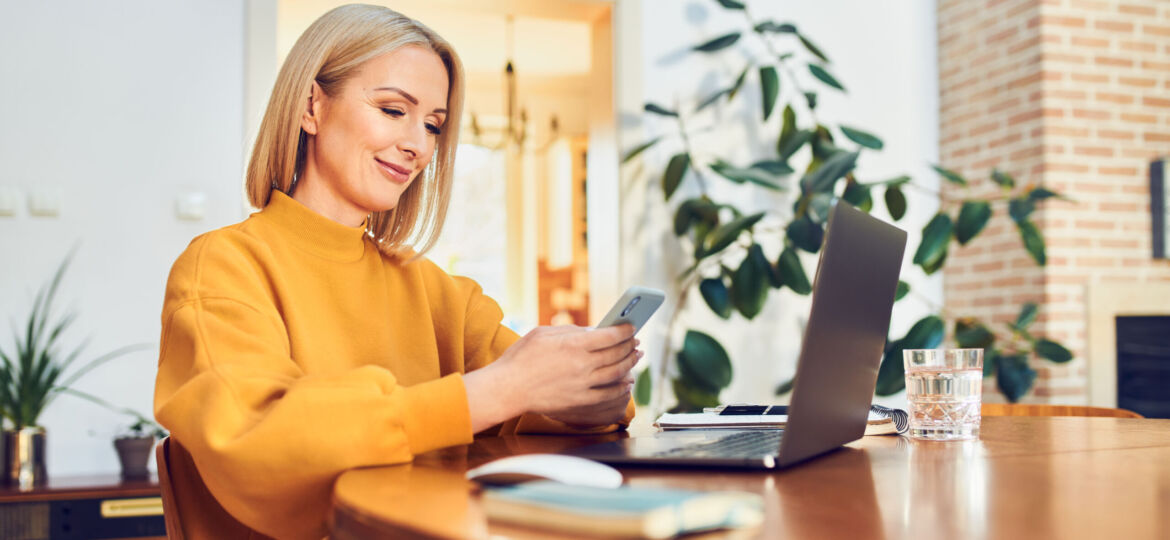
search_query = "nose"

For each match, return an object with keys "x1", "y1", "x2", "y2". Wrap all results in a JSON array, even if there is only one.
[{"x1": 397, "y1": 121, "x2": 427, "y2": 160}]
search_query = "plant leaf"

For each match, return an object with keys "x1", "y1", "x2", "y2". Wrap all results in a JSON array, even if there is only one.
[
  {"x1": 777, "y1": 247, "x2": 812, "y2": 295},
  {"x1": 709, "y1": 160, "x2": 785, "y2": 190},
  {"x1": 808, "y1": 63, "x2": 845, "y2": 91},
  {"x1": 777, "y1": 129, "x2": 813, "y2": 162},
  {"x1": 634, "y1": 368, "x2": 652, "y2": 405},
  {"x1": 671, "y1": 377, "x2": 720, "y2": 412},
  {"x1": 1028, "y1": 187, "x2": 1063, "y2": 203},
  {"x1": 875, "y1": 340, "x2": 906, "y2": 395},
  {"x1": 750, "y1": 160, "x2": 794, "y2": 177},
  {"x1": 991, "y1": 169, "x2": 1016, "y2": 189},
  {"x1": 1017, "y1": 220, "x2": 1047, "y2": 265},
  {"x1": 798, "y1": 34, "x2": 829, "y2": 63},
  {"x1": 1008, "y1": 198, "x2": 1035, "y2": 223},
  {"x1": 955, "y1": 200, "x2": 992, "y2": 245},
  {"x1": 787, "y1": 216, "x2": 825, "y2": 253},
  {"x1": 895, "y1": 280, "x2": 910, "y2": 301},
  {"x1": 842, "y1": 181, "x2": 873, "y2": 212},
  {"x1": 1016, "y1": 302, "x2": 1039, "y2": 331},
  {"x1": 774, "y1": 378, "x2": 795, "y2": 395},
  {"x1": 779, "y1": 104, "x2": 797, "y2": 142},
  {"x1": 699, "y1": 278, "x2": 732, "y2": 319},
  {"x1": 728, "y1": 67, "x2": 749, "y2": 99},
  {"x1": 840, "y1": 125, "x2": 883, "y2": 150},
  {"x1": 801, "y1": 150, "x2": 859, "y2": 193},
  {"x1": 663, "y1": 153, "x2": 690, "y2": 200},
  {"x1": 755, "y1": 20, "x2": 797, "y2": 34},
  {"x1": 694, "y1": 32, "x2": 742, "y2": 53},
  {"x1": 903, "y1": 315, "x2": 946, "y2": 349},
  {"x1": 804, "y1": 91, "x2": 818, "y2": 110},
  {"x1": 1034, "y1": 339, "x2": 1073, "y2": 363},
  {"x1": 884, "y1": 186, "x2": 907, "y2": 221},
  {"x1": 913, "y1": 213, "x2": 953, "y2": 274},
  {"x1": 931, "y1": 164, "x2": 968, "y2": 186},
  {"x1": 621, "y1": 136, "x2": 662, "y2": 164},
  {"x1": 702, "y1": 212, "x2": 765, "y2": 257},
  {"x1": 644, "y1": 103, "x2": 678, "y2": 117},
  {"x1": 679, "y1": 330, "x2": 733, "y2": 390},
  {"x1": 715, "y1": 0, "x2": 745, "y2": 9},
  {"x1": 996, "y1": 354, "x2": 1036, "y2": 403},
  {"x1": 760, "y1": 66, "x2": 780, "y2": 121},
  {"x1": 955, "y1": 319, "x2": 996, "y2": 349},
  {"x1": 732, "y1": 244, "x2": 771, "y2": 319},
  {"x1": 695, "y1": 88, "x2": 730, "y2": 113}
]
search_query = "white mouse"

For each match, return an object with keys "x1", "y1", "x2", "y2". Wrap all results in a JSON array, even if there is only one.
[{"x1": 465, "y1": 453, "x2": 624, "y2": 488}]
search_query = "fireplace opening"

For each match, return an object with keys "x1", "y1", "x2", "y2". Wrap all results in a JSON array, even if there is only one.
[{"x1": 1116, "y1": 316, "x2": 1170, "y2": 419}]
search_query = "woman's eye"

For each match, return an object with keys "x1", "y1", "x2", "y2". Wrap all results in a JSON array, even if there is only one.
[
  {"x1": 426, "y1": 124, "x2": 443, "y2": 136},
  {"x1": 380, "y1": 108, "x2": 404, "y2": 117}
]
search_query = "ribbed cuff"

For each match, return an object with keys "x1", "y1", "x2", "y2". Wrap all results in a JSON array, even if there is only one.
[{"x1": 399, "y1": 373, "x2": 474, "y2": 455}]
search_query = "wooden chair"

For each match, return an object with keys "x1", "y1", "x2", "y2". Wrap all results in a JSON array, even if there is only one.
[
  {"x1": 981, "y1": 403, "x2": 1143, "y2": 418},
  {"x1": 156, "y1": 437, "x2": 186, "y2": 539}
]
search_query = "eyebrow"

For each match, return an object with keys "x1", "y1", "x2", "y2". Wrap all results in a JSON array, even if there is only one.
[{"x1": 373, "y1": 87, "x2": 448, "y2": 115}]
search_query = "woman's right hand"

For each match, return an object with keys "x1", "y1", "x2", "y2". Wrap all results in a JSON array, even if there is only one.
[{"x1": 463, "y1": 324, "x2": 639, "y2": 432}]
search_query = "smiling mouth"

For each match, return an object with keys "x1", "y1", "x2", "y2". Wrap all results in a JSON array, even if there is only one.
[{"x1": 375, "y1": 157, "x2": 412, "y2": 184}]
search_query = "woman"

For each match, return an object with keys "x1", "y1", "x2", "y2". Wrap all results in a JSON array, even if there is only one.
[{"x1": 154, "y1": 5, "x2": 639, "y2": 538}]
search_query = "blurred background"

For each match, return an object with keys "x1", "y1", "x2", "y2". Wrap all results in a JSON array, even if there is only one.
[{"x1": 1, "y1": 0, "x2": 1167, "y2": 477}]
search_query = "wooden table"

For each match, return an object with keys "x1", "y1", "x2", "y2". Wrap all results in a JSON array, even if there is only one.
[{"x1": 331, "y1": 417, "x2": 1170, "y2": 539}]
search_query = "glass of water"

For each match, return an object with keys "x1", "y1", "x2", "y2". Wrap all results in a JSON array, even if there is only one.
[{"x1": 903, "y1": 349, "x2": 983, "y2": 441}]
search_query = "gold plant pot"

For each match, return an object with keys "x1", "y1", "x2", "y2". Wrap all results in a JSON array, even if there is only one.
[{"x1": 3, "y1": 427, "x2": 47, "y2": 490}]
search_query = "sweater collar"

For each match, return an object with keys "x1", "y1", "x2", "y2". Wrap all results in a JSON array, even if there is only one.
[{"x1": 259, "y1": 191, "x2": 369, "y2": 261}]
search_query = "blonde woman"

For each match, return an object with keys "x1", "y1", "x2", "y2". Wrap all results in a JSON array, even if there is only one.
[{"x1": 154, "y1": 5, "x2": 638, "y2": 538}]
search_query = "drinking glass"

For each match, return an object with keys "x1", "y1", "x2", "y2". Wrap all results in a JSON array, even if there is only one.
[{"x1": 903, "y1": 349, "x2": 983, "y2": 441}]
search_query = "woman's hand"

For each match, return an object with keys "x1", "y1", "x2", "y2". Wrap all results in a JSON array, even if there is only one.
[{"x1": 463, "y1": 324, "x2": 640, "y2": 432}]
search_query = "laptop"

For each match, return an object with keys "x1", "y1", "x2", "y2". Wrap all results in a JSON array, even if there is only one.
[{"x1": 567, "y1": 201, "x2": 907, "y2": 469}]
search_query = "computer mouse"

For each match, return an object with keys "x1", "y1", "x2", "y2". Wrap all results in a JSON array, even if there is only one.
[{"x1": 465, "y1": 453, "x2": 624, "y2": 488}]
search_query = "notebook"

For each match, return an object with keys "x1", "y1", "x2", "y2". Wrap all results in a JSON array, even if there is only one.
[{"x1": 481, "y1": 481, "x2": 763, "y2": 538}]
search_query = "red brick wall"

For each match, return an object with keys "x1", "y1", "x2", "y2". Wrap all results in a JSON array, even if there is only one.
[{"x1": 938, "y1": 0, "x2": 1170, "y2": 403}]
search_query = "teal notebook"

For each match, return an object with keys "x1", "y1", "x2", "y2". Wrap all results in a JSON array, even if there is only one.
[{"x1": 481, "y1": 481, "x2": 763, "y2": 538}]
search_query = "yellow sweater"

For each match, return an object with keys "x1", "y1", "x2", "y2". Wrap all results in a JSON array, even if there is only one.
[{"x1": 154, "y1": 191, "x2": 633, "y2": 539}]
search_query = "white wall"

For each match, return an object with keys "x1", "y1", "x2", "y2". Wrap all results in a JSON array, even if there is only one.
[
  {"x1": 617, "y1": 0, "x2": 941, "y2": 409},
  {"x1": 0, "y1": 2, "x2": 245, "y2": 475}
]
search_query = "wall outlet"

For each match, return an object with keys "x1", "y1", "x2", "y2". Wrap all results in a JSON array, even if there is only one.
[
  {"x1": 28, "y1": 188, "x2": 62, "y2": 217},
  {"x1": 0, "y1": 186, "x2": 18, "y2": 216},
  {"x1": 175, "y1": 191, "x2": 207, "y2": 221}
]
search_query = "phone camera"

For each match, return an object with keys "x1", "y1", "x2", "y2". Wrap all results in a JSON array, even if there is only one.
[{"x1": 621, "y1": 297, "x2": 641, "y2": 317}]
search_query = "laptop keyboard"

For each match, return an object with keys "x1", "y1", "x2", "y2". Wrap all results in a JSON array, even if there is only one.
[{"x1": 650, "y1": 430, "x2": 783, "y2": 458}]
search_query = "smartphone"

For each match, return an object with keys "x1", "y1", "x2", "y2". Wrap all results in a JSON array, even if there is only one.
[{"x1": 595, "y1": 286, "x2": 665, "y2": 335}]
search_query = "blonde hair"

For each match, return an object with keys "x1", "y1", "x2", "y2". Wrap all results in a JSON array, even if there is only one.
[{"x1": 246, "y1": 3, "x2": 464, "y2": 259}]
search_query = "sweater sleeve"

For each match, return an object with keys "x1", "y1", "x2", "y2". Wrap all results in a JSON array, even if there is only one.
[
  {"x1": 452, "y1": 274, "x2": 636, "y2": 435},
  {"x1": 153, "y1": 235, "x2": 473, "y2": 540}
]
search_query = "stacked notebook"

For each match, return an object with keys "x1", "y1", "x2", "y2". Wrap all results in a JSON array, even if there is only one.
[
  {"x1": 655, "y1": 404, "x2": 909, "y2": 436},
  {"x1": 481, "y1": 481, "x2": 763, "y2": 538}
]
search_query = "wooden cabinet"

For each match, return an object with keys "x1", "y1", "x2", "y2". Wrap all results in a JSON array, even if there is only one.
[{"x1": 0, "y1": 475, "x2": 164, "y2": 540}]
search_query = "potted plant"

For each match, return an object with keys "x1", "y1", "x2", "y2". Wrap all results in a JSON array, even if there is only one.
[
  {"x1": 113, "y1": 414, "x2": 167, "y2": 478},
  {"x1": 0, "y1": 252, "x2": 150, "y2": 488}
]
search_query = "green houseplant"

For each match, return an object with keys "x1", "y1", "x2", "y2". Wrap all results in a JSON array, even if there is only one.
[
  {"x1": 0, "y1": 252, "x2": 151, "y2": 486},
  {"x1": 626, "y1": 0, "x2": 1073, "y2": 412}
]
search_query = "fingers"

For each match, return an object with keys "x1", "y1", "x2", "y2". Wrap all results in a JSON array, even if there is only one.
[
  {"x1": 575, "y1": 324, "x2": 635, "y2": 351},
  {"x1": 589, "y1": 349, "x2": 640, "y2": 389}
]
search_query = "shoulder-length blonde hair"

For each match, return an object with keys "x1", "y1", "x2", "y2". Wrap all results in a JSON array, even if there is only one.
[{"x1": 246, "y1": 3, "x2": 464, "y2": 260}]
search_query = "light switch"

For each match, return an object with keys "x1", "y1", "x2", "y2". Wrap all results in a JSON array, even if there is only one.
[
  {"x1": 0, "y1": 186, "x2": 18, "y2": 216},
  {"x1": 176, "y1": 192, "x2": 207, "y2": 221},
  {"x1": 28, "y1": 188, "x2": 62, "y2": 217}
]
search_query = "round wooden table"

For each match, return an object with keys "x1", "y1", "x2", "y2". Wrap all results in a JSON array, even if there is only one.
[{"x1": 331, "y1": 417, "x2": 1170, "y2": 539}]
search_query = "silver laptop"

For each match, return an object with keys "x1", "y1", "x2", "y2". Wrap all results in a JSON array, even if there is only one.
[{"x1": 567, "y1": 201, "x2": 907, "y2": 469}]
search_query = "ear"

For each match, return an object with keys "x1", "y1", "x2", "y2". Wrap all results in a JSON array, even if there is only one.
[{"x1": 300, "y1": 80, "x2": 325, "y2": 136}]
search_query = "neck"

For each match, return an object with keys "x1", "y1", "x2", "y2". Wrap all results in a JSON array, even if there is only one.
[{"x1": 292, "y1": 163, "x2": 368, "y2": 228}]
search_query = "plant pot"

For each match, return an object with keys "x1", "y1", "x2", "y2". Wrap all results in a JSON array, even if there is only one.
[
  {"x1": 114, "y1": 436, "x2": 156, "y2": 478},
  {"x1": 3, "y1": 427, "x2": 48, "y2": 490}
]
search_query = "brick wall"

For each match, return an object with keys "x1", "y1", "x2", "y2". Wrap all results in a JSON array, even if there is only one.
[{"x1": 938, "y1": 0, "x2": 1170, "y2": 403}]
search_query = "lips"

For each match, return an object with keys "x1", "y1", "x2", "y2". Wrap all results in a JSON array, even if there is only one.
[{"x1": 375, "y1": 157, "x2": 412, "y2": 184}]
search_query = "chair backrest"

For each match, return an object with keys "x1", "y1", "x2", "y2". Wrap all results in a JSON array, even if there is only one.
[
  {"x1": 981, "y1": 403, "x2": 1143, "y2": 418},
  {"x1": 156, "y1": 437, "x2": 186, "y2": 539}
]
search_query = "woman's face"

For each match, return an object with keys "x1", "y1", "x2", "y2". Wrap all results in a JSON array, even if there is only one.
[{"x1": 298, "y1": 46, "x2": 449, "y2": 225}]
